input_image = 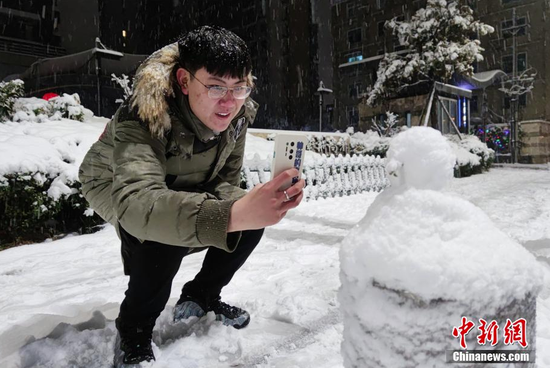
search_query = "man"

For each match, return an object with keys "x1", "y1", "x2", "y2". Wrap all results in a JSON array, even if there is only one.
[{"x1": 78, "y1": 26, "x2": 305, "y2": 367}]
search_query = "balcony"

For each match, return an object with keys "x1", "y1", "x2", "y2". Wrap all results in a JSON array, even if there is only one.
[{"x1": 0, "y1": 36, "x2": 66, "y2": 59}]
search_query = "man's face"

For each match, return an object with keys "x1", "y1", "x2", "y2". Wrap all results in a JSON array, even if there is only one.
[{"x1": 177, "y1": 67, "x2": 247, "y2": 133}]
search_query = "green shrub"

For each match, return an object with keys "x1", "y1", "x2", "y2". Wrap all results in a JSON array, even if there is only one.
[
  {"x1": 0, "y1": 173, "x2": 104, "y2": 250},
  {"x1": 0, "y1": 80, "x2": 25, "y2": 120}
]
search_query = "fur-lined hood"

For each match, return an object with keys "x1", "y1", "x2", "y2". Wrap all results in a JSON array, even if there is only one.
[
  {"x1": 130, "y1": 42, "x2": 256, "y2": 138},
  {"x1": 130, "y1": 42, "x2": 180, "y2": 138}
]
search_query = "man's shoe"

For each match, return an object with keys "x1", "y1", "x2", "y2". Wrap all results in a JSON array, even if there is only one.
[
  {"x1": 209, "y1": 297, "x2": 251, "y2": 329},
  {"x1": 114, "y1": 320, "x2": 155, "y2": 367},
  {"x1": 174, "y1": 296, "x2": 250, "y2": 329},
  {"x1": 173, "y1": 299, "x2": 206, "y2": 322}
]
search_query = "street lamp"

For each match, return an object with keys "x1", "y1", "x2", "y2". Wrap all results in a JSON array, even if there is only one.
[{"x1": 317, "y1": 81, "x2": 333, "y2": 132}]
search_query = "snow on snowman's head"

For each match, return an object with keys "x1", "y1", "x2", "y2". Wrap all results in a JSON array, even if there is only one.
[{"x1": 385, "y1": 127, "x2": 456, "y2": 191}]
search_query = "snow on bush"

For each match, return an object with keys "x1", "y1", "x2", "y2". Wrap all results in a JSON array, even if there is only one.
[
  {"x1": 339, "y1": 127, "x2": 542, "y2": 367},
  {"x1": 13, "y1": 95, "x2": 93, "y2": 123},
  {"x1": 0, "y1": 97, "x2": 106, "y2": 245},
  {"x1": 0, "y1": 79, "x2": 25, "y2": 120}
]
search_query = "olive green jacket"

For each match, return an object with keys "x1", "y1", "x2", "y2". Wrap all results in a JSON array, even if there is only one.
[{"x1": 78, "y1": 42, "x2": 258, "y2": 252}]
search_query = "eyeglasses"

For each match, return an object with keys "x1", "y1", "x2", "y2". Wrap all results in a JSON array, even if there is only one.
[{"x1": 189, "y1": 72, "x2": 252, "y2": 100}]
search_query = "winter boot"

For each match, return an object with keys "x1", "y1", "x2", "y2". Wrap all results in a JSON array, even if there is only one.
[
  {"x1": 174, "y1": 295, "x2": 250, "y2": 329},
  {"x1": 113, "y1": 319, "x2": 155, "y2": 367}
]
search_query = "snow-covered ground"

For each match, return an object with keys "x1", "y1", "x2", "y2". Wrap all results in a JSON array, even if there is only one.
[{"x1": 0, "y1": 167, "x2": 549, "y2": 368}]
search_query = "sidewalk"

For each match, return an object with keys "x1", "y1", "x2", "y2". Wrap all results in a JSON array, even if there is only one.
[{"x1": 493, "y1": 163, "x2": 550, "y2": 171}]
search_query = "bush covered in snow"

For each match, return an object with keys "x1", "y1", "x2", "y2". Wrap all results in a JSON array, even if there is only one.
[
  {"x1": 0, "y1": 96, "x2": 105, "y2": 248},
  {"x1": 0, "y1": 173, "x2": 103, "y2": 248},
  {"x1": 0, "y1": 79, "x2": 25, "y2": 120},
  {"x1": 306, "y1": 134, "x2": 349, "y2": 156},
  {"x1": 446, "y1": 134, "x2": 494, "y2": 177},
  {"x1": 12, "y1": 94, "x2": 93, "y2": 123}
]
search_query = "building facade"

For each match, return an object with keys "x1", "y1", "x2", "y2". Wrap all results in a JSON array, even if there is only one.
[{"x1": 98, "y1": 0, "x2": 327, "y2": 130}]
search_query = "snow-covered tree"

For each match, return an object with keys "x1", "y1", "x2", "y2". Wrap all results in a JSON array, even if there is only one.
[{"x1": 367, "y1": 0, "x2": 494, "y2": 107}]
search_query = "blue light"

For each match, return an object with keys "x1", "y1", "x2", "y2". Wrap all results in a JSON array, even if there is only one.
[
  {"x1": 457, "y1": 97, "x2": 462, "y2": 128},
  {"x1": 457, "y1": 83, "x2": 474, "y2": 92}
]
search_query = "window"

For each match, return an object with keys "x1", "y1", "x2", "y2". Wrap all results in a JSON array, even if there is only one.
[
  {"x1": 517, "y1": 53, "x2": 527, "y2": 72},
  {"x1": 504, "y1": 94, "x2": 527, "y2": 108},
  {"x1": 502, "y1": 53, "x2": 527, "y2": 73},
  {"x1": 437, "y1": 97, "x2": 458, "y2": 134},
  {"x1": 345, "y1": 51, "x2": 363, "y2": 63},
  {"x1": 471, "y1": 96, "x2": 479, "y2": 113},
  {"x1": 347, "y1": 106, "x2": 359, "y2": 127},
  {"x1": 348, "y1": 28, "x2": 362, "y2": 44},
  {"x1": 349, "y1": 82, "x2": 362, "y2": 98},
  {"x1": 501, "y1": 17, "x2": 526, "y2": 38},
  {"x1": 378, "y1": 21, "x2": 385, "y2": 37},
  {"x1": 347, "y1": 2, "x2": 356, "y2": 18}
]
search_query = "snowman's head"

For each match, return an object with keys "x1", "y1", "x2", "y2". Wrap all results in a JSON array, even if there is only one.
[{"x1": 385, "y1": 127, "x2": 456, "y2": 191}]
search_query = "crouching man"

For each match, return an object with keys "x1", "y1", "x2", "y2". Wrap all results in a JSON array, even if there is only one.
[{"x1": 79, "y1": 26, "x2": 304, "y2": 367}]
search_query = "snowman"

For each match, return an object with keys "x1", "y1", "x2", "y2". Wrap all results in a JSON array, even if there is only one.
[{"x1": 339, "y1": 127, "x2": 542, "y2": 368}]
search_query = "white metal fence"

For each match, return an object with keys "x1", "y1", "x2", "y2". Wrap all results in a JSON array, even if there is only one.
[{"x1": 242, "y1": 153, "x2": 389, "y2": 201}]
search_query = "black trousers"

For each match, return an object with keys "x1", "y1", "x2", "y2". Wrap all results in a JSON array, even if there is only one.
[{"x1": 116, "y1": 224, "x2": 264, "y2": 331}]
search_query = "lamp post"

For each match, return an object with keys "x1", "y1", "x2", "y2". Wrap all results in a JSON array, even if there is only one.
[{"x1": 317, "y1": 81, "x2": 333, "y2": 132}]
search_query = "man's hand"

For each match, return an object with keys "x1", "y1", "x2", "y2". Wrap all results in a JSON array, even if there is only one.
[{"x1": 228, "y1": 168, "x2": 305, "y2": 232}]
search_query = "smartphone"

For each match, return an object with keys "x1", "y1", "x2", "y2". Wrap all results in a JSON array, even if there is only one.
[{"x1": 271, "y1": 133, "x2": 308, "y2": 191}]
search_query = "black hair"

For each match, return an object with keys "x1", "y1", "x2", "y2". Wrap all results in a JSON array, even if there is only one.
[{"x1": 177, "y1": 25, "x2": 252, "y2": 80}]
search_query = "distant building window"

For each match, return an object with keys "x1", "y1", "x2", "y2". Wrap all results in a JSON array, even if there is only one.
[
  {"x1": 471, "y1": 96, "x2": 479, "y2": 113},
  {"x1": 348, "y1": 28, "x2": 362, "y2": 44},
  {"x1": 349, "y1": 82, "x2": 362, "y2": 98},
  {"x1": 504, "y1": 94, "x2": 527, "y2": 108},
  {"x1": 517, "y1": 52, "x2": 527, "y2": 72},
  {"x1": 502, "y1": 52, "x2": 527, "y2": 73},
  {"x1": 501, "y1": 17, "x2": 526, "y2": 38},
  {"x1": 345, "y1": 51, "x2": 363, "y2": 63},
  {"x1": 378, "y1": 21, "x2": 385, "y2": 37},
  {"x1": 347, "y1": 2, "x2": 356, "y2": 18},
  {"x1": 347, "y1": 106, "x2": 359, "y2": 127}
]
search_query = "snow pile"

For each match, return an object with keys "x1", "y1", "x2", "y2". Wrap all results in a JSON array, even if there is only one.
[{"x1": 339, "y1": 127, "x2": 542, "y2": 367}]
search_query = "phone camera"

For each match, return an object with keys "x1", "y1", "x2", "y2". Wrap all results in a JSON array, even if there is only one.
[
  {"x1": 290, "y1": 149, "x2": 294, "y2": 154},
  {"x1": 289, "y1": 155, "x2": 293, "y2": 160},
  {"x1": 290, "y1": 142, "x2": 295, "y2": 147}
]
